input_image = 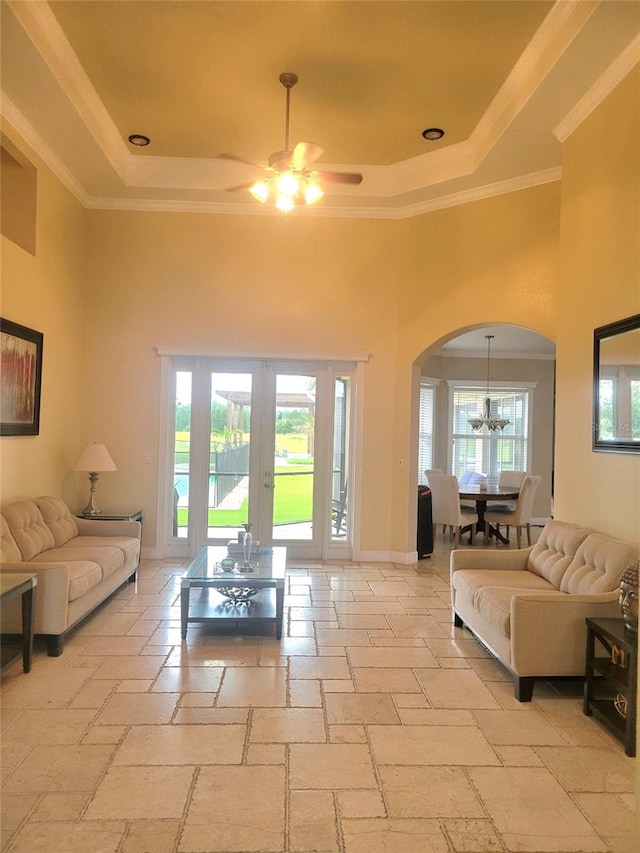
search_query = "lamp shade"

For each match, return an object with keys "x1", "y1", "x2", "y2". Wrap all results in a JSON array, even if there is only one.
[{"x1": 73, "y1": 442, "x2": 117, "y2": 473}]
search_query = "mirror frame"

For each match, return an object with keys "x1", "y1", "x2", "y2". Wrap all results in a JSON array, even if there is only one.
[{"x1": 593, "y1": 313, "x2": 640, "y2": 454}]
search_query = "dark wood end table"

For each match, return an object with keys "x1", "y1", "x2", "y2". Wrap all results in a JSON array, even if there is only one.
[{"x1": 1, "y1": 572, "x2": 37, "y2": 674}]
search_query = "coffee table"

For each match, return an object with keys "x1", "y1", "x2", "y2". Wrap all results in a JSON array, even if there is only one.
[{"x1": 180, "y1": 546, "x2": 287, "y2": 640}]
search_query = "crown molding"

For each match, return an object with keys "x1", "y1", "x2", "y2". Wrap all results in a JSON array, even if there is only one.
[
  {"x1": 554, "y1": 32, "x2": 640, "y2": 142},
  {"x1": 154, "y1": 346, "x2": 371, "y2": 363}
]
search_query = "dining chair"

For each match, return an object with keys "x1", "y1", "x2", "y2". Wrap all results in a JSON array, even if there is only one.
[
  {"x1": 487, "y1": 470, "x2": 527, "y2": 512},
  {"x1": 424, "y1": 468, "x2": 443, "y2": 486},
  {"x1": 484, "y1": 474, "x2": 542, "y2": 548},
  {"x1": 429, "y1": 473, "x2": 479, "y2": 546},
  {"x1": 458, "y1": 470, "x2": 487, "y2": 509}
]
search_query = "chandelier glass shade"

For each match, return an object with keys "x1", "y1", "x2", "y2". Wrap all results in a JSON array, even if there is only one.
[{"x1": 468, "y1": 335, "x2": 511, "y2": 433}]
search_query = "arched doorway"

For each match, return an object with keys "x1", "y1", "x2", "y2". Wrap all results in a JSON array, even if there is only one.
[{"x1": 415, "y1": 324, "x2": 556, "y2": 542}]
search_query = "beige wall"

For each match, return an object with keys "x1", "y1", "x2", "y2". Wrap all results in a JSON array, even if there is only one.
[
  {"x1": 0, "y1": 124, "x2": 87, "y2": 505},
  {"x1": 1, "y1": 67, "x2": 637, "y2": 560},
  {"x1": 555, "y1": 66, "x2": 640, "y2": 542}
]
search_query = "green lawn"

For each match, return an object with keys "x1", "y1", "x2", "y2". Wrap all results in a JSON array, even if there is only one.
[{"x1": 177, "y1": 466, "x2": 313, "y2": 528}]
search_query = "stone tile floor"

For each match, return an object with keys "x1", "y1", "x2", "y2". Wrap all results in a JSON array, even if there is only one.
[{"x1": 1, "y1": 536, "x2": 637, "y2": 852}]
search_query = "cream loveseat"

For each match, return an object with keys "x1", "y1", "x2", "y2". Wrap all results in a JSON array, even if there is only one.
[
  {"x1": 0, "y1": 497, "x2": 141, "y2": 656},
  {"x1": 450, "y1": 520, "x2": 636, "y2": 701}
]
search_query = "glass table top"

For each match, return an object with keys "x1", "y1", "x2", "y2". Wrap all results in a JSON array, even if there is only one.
[{"x1": 183, "y1": 545, "x2": 287, "y2": 582}]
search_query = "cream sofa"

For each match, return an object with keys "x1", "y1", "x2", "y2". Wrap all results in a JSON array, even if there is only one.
[
  {"x1": 0, "y1": 497, "x2": 141, "y2": 656},
  {"x1": 450, "y1": 520, "x2": 636, "y2": 701}
]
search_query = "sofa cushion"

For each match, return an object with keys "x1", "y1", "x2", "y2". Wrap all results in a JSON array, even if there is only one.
[
  {"x1": 33, "y1": 497, "x2": 79, "y2": 547},
  {"x1": 31, "y1": 544, "x2": 125, "y2": 580},
  {"x1": 560, "y1": 533, "x2": 636, "y2": 594},
  {"x1": 66, "y1": 561, "x2": 104, "y2": 602},
  {"x1": 0, "y1": 515, "x2": 22, "y2": 562},
  {"x1": 452, "y1": 570, "x2": 556, "y2": 637},
  {"x1": 526, "y1": 520, "x2": 590, "y2": 588},
  {"x1": 2, "y1": 501, "x2": 55, "y2": 561},
  {"x1": 62, "y1": 536, "x2": 139, "y2": 566}
]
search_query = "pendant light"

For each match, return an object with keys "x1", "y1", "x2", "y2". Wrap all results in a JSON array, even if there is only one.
[{"x1": 468, "y1": 335, "x2": 510, "y2": 432}]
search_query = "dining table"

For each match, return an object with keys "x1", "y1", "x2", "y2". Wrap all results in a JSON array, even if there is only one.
[{"x1": 458, "y1": 484, "x2": 520, "y2": 544}]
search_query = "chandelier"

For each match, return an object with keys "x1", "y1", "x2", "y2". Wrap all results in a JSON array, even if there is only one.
[{"x1": 468, "y1": 334, "x2": 510, "y2": 432}]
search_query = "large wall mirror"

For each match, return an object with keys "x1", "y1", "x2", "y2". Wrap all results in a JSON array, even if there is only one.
[{"x1": 593, "y1": 313, "x2": 640, "y2": 454}]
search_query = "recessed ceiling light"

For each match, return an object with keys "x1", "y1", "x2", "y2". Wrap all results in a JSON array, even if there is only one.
[
  {"x1": 128, "y1": 134, "x2": 150, "y2": 147},
  {"x1": 422, "y1": 128, "x2": 445, "y2": 141}
]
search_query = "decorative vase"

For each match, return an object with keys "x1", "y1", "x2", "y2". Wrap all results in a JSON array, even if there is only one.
[
  {"x1": 242, "y1": 523, "x2": 253, "y2": 571},
  {"x1": 619, "y1": 562, "x2": 639, "y2": 633}
]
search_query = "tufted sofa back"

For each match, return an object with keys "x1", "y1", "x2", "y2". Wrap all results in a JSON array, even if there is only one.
[
  {"x1": 0, "y1": 514, "x2": 22, "y2": 561},
  {"x1": 560, "y1": 533, "x2": 636, "y2": 594},
  {"x1": 1, "y1": 500, "x2": 55, "y2": 561},
  {"x1": 33, "y1": 497, "x2": 79, "y2": 547},
  {"x1": 526, "y1": 520, "x2": 590, "y2": 589}
]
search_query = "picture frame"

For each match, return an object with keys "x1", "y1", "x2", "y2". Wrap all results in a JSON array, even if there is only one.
[{"x1": 0, "y1": 318, "x2": 44, "y2": 436}]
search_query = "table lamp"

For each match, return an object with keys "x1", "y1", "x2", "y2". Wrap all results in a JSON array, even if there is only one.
[{"x1": 73, "y1": 442, "x2": 117, "y2": 515}]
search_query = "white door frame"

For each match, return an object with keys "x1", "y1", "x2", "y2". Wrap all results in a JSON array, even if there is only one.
[{"x1": 154, "y1": 346, "x2": 369, "y2": 561}]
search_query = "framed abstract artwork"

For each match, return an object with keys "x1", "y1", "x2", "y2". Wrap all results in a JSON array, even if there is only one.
[{"x1": 0, "y1": 318, "x2": 44, "y2": 436}]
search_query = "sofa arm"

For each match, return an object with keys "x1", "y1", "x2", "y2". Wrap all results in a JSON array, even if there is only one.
[
  {"x1": 75, "y1": 517, "x2": 141, "y2": 540},
  {"x1": 450, "y1": 546, "x2": 531, "y2": 575},
  {"x1": 510, "y1": 591, "x2": 621, "y2": 677},
  {"x1": 0, "y1": 562, "x2": 71, "y2": 634}
]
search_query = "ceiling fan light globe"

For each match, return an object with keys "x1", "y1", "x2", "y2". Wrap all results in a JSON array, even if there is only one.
[
  {"x1": 249, "y1": 181, "x2": 269, "y2": 203},
  {"x1": 277, "y1": 172, "x2": 299, "y2": 196},
  {"x1": 304, "y1": 182, "x2": 324, "y2": 205},
  {"x1": 276, "y1": 194, "x2": 295, "y2": 212}
]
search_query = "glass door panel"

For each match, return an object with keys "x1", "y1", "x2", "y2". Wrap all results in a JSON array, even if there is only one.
[
  {"x1": 206, "y1": 372, "x2": 252, "y2": 540},
  {"x1": 272, "y1": 374, "x2": 315, "y2": 541},
  {"x1": 331, "y1": 376, "x2": 350, "y2": 541},
  {"x1": 173, "y1": 371, "x2": 192, "y2": 539}
]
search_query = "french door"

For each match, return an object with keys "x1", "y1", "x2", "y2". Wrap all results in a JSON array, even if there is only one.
[{"x1": 160, "y1": 356, "x2": 358, "y2": 560}]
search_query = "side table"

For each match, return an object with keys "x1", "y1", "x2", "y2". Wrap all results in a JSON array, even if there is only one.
[
  {"x1": 77, "y1": 509, "x2": 144, "y2": 525},
  {"x1": 1, "y1": 572, "x2": 37, "y2": 674},
  {"x1": 583, "y1": 617, "x2": 637, "y2": 756}
]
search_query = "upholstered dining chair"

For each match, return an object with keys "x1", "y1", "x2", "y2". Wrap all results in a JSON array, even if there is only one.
[
  {"x1": 484, "y1": 474, "x2": 542, "y2": 548},
  {"x1": 486, "y1": 470, "x2": 527, "y2": 512},
  {"x1": 424, "y1": 468, "x2": 443, "y2": 486},
  {"x1": 429, "y1": 473, "x2": 479, "y2": 546}
]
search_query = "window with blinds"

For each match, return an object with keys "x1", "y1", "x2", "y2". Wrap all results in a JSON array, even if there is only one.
[
  {"x1": 418, "y1": 383, "x2": 434, "y2": 485},
  {"x1": 451, "y1": 387, "x2": 530, "y2": 480}
]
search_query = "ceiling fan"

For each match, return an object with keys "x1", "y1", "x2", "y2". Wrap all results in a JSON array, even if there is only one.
[{"x1": 219, "y1": 73, "x2": 363, "y2": 211}]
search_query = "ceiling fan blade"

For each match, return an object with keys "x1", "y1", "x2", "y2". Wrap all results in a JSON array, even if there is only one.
[
  {"x1": 316, "y1": 170, "x2": 363, "y2": 185},
  {"x1": 225, "y1": 181, "x2": 259, "y2": 192},
  {"x1": 217, "y1": 152, "x2": 263, "y2": 170},
  {"x1": 291, "y1": 141, "x2": 324, "y2": 170}
]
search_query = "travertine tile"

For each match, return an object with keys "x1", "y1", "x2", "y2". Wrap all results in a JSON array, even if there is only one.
[
  {"x1": 368, "y1": 724, "x2": 500, "y2": 766},
  {"x1": 316, "y1": 628, "x2": 372, "y2": 646},
  {"x1": 473, "y1": 708, "x2": 568, "y2": 745},
  {"x1": 31, "y1": 792, "x2": 89, "y2": 821},
  {"x1": 348, "y1": 646, "x2": 439, "y2": 668},
  {"x1": 3, "y1": 708, "x2": 96, "y2": 746},
  {"x1": 250, "y1": 707, "x2": 326, "y2": 742},
  {"x1": 95, "y1": 692, "x2": 179, "y2": 725},
  {"x1": 120, "y1": 819, "x2": 181, "y2": 852},
  {"x1": 337, "y1": 789, "x2": 386, "y2": 818},
  {"x1": 92, "y1": 655, "x2": 166, "y2": 680},
  {"x1": 0, "y1": 669, "x2": 92, "y2": 709},
  {"x1": 245, "y1": 743, "x2": 286, "y2": 764},
  {"x1": 181, "y1": 766, "x2": 284, "y2": 852},
  {"x1": 216, "y1": 665, "x2": 287, "y2": 706},
  {"x1": 353, "y1": 666, "x2": 422, "y2": 693},
  {"x1": 379, "y1": 766, "x2": 484, "y2": 818},
  {"x1": 289, "y1": 743, "x2": 378, "y2": 789},
  {"x1": 151, "y1": 665, "x2": 223, "y2": 692},
  {"x1": 536, "y1": 745, "x2": 635, "y2": 792},
  {"x1": 289, "y1": 678, "x2": 322, "y2": 706},
  {"x1": 113, "y1": 723, "x2": 245, "y2": 764},
  {"x1": 469, "y1": 766, "x2": 609, "y2": 852},
  {"x1": 290, "y1": 655, "x2": 351, "y2": 680},
  {"x1": 289, "y1": 789, "x2": 339, "y2": 852},
  {"x1": 442, "y1": 818, "x2": 503, "y2": 852},
  {"x1": 7, "y1": 744, "x2": 115, "y2": 793},
  {"x1": 325, "y1": 692, "x2": 401, "y2": 725},
  {"x1": 6, "y1": 820, "x2": 125, "y2": 853},
  {"x1": 414, "y1": 668, "x2": 501, "y2": 708},
  {"x1": 341, "y1": 817, "x2": 449, "y2": 852},
  {"x1": 84, "y1": 765, "x2": 194, "y2": 819},
  {"x1": 328, "y1": 725, "x2": 368, "y2": 743}
]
